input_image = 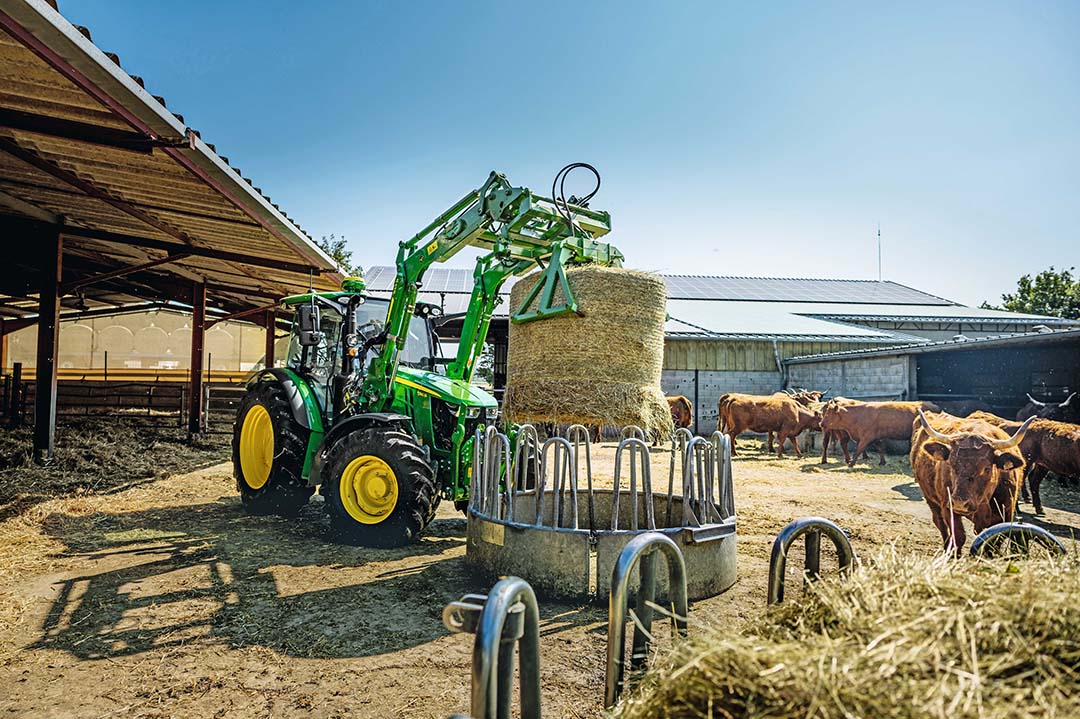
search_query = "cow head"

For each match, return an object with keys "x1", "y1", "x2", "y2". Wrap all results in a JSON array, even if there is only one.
[
  {"x1": 916, "y1": 410, "x2": 1032, "y2": 514},
  {"x1": 1037, "y1": 391, "x2": 1078, "y2": 422}
]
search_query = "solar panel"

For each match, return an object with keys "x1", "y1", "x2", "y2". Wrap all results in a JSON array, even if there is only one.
[
  {"x1": 662, "y1": 275, "x2": 954, "y2": 305},
  {"x1": 363, "y1": 267, "x2": 955, "y2": 306}
]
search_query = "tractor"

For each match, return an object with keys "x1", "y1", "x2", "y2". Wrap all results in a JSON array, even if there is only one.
[{"x1": 232, "y1": 165, "x2": 624, "y2": 546}]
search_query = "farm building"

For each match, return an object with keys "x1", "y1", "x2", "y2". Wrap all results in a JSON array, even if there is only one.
[
  {"x1": 786, "y1": 327, "x2": 1080, "y2": 417},
  {"x1": 363, "y1": 266, "x2": 1079, "y2": 431},
  {"x1": 0, "y1": 0, "x2": 342, "y2": 459}
]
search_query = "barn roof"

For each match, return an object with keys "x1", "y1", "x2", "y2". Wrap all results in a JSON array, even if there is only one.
[
  {"x1": 784, "y1": 327, "x2": 1080, "y2": 364},
  {"x1": 364, "y1": 266, "x2": 1074, "y2": 341},
  {"x1": 0, "y1": 0, "x2": 342, "y2": 323}
]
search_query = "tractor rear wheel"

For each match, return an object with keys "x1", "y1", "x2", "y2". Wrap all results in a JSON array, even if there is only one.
[
  {"x1": 323, "y1": 426, "x2": 436, "y2": 547},
  {"x1": 233, "y1": 382, "x2": 314, "y2": 516}
]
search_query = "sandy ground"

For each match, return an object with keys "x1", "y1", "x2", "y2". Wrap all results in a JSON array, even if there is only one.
[{"x1": 1, "y1": 438, "x2": 1078, "y2": 718}]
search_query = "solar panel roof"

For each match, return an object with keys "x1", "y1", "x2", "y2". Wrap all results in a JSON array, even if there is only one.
[{"x1": 364, "y1": 266, "x2": 955, "y2": 306}]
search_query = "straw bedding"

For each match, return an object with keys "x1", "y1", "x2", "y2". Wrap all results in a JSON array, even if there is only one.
[
  {"x1": 615, "y1": 547, "x2": 1080, "y2": 719},
  {"x1": 504, "y1": 266, "x2": 671, "y2": 438}
]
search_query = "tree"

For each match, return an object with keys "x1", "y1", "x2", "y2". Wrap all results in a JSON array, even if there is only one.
[
  {"x1": 981, "y1": 266, "x2": 1080, "y2": 320},
  {"x1": 316, "y1": 234, "x2": 361, "y2": 276}
]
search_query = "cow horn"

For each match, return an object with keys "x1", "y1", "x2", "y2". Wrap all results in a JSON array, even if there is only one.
[
  {"x1": 1026, "y1": 393, "x2": 1046, "y2": 407},
  {"x1": 1062, "y1": 392, "x2": 1077, "y2": 407},
  {"x1": 917, "y1": 409, "x2": 954, "y2": 441},
  {"x1": 989, "y1": 415, "x2": 1036, "y2": 450}
]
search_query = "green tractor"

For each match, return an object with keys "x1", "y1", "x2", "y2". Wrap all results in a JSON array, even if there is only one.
[{"x1": 233, "y1": 166, "x2": 623, "y2": 546}]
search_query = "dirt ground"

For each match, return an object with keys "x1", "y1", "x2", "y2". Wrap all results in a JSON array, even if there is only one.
[{"x1": 1, "y1": 437, "x2": 1078, "y2": 718}]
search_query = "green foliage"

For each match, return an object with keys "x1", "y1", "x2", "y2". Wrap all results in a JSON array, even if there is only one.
[
  {"x1": 473, "y1": 343, "x2": 495, "y2": 387},
  {"x1": 316, "y1": 234, "x2": 361, "y2": 276},
  {"x1": 981, "y1": 266, "x2": 1080, "y2": 319}
]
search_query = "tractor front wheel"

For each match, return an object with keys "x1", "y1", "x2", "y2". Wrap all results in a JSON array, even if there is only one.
[
  {"x1": 233, "y1": 382, "x2": 314, "y2": 516},
  {"x1": 323, "y1": 426, "x2": 436, "y2": 547}
]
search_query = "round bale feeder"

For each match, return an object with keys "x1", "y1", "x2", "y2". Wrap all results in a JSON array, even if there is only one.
[{"x1": 466, "y1": 425, "x2": 738, "y2": 601}]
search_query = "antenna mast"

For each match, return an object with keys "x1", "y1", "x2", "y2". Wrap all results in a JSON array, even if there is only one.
[{"x1": 876, "y1": 223, "x2": 882, "y2": 282}]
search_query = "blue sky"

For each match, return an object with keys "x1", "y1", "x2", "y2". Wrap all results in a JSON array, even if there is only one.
[{"x1": 64, "y1": 1, "x2": 1079, "y2": 307}]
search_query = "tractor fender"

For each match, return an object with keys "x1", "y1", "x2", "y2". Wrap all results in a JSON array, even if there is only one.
[
  {"x1": 307, "y1": 412, "x2": 414, "y2": 487},
  {"x1": 247, "y1": 369, "x2": 317, "y2": 431}
]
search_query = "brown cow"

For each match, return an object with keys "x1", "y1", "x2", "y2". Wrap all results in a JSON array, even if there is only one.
[
  {"x1": 722, "y1": 394, "x2": 820, "y2": 458},
  {"x1": 653, "y1": 395, "x2": 693, "y2": 445},
  {"x1": 911, "y1": 410, "x2": 1032, "y2": 554},
  {"x1": 818, "y1": 397, "x2": 858, "y2": 464},
  {"x1": 667, "y1": 395, "x2": 693, "y2": 429},
  {"x1": 820, "y1": 399, "x2": 941, "y2": 466},
  {"x1": 968, "y1": 411, "x2": 1080, "y2": 516},
  {"x1": 766, "y1": 389, "x2": 823, "y2": 452}
]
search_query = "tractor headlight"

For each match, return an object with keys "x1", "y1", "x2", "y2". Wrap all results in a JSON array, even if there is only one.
[
  {"x1": 485, "y1": 406, "x2": 499, "y2": 420},
  {"x1": 464, "y1": 406, "x2": 482, "y2": 419}
]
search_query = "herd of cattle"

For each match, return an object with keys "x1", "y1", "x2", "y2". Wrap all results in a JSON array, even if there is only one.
[{"x1": 660, "y1": 389, "x2": 1079, "y2": 553}]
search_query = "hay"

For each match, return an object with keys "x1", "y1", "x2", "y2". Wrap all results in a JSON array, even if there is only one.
[
  {"x1": 505, "y1": 265, "x2": 671, "y2": 437},
  {"x1": 615, "y1": 547, "x2": 1080, "y2": 719}
]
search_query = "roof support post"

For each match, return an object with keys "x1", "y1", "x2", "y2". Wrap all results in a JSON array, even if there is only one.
[
  {"x1": 264, "y1": 310, "x2": 276, "y2": 370},
  {"x1": 188, "y1": 281, "x2": 206, "y2": 435},
  {"x1": 33, "y1": 231, "x2": 62, "y2": 464}
]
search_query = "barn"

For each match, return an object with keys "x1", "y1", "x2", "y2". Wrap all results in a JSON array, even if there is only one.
[
  {"x1": 786, "y1": 328, "x2": 1080, "y2": 418},
  {"x1": 363, "y1": 267, "x2": 1079, "y2": 432}
]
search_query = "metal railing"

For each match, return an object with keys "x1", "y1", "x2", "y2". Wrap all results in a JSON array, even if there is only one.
[
  {"x1": 443, "y1": 577, "x2": 542, "y2": 719},
  {"x1": 768, "y1": 517, "x2": 857, "y2": 605},
  {"x1": 605, "y1": 532, "x2": 689, "y2": 708},
  {"x1": 970, "y1": 522, "x2": 1067, "y2": 558},
  {"x1": 471, "y1": 424, "x2": 735, "y2": 533}
]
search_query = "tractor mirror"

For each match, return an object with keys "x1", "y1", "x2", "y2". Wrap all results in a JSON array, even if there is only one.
[{"x1": 296, "y1": 304, "x2": 322, "y2": 347}]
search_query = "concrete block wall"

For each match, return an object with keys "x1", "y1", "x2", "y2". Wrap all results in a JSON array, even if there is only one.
[
  {"x1": 662, "y1": 369, "x2": 783, "y2": 434},
  {"x1": 788, "y1": 356, "x2": 910, "y2": 400}
]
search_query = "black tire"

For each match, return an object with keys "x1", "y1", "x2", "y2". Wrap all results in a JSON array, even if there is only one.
[
  {"x1": 322, "y1": 426, "x2": 436, "y2": 547},
  {"x1": 233, "y1": 382, "x2": 314, "y2": 517}
]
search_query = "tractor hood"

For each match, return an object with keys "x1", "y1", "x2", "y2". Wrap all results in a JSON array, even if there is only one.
[{"x1": 393, "y1": 367, "x2": 497, "y2": 407}]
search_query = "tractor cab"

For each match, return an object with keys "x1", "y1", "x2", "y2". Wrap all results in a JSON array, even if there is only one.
[{"x1": 283, "y1": 293, "x2": 440, "y2": 416}]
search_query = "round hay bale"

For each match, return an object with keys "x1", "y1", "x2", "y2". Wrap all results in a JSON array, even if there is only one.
[{"x1": 504, "y1": 265, "x2": 671, "y2": 438}]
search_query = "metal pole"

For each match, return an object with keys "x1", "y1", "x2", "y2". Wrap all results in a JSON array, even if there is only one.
[
  {"x1": 33, "y1": 231, "x2": 62, "y2": 464},
  {"x1": 606, "y1": 532, "x2": 689, "y2": 708},
  {"x1": 8, "y1": 361, "x2": 22, "y2": 427},
  {"x1": 970, "y1": 522, "x2": 1067, "y2": 558},
  {"x1": 264, "y1": 310, "x2": 276, "y2": 369},
  {"x1": 443, "y1": 577, "x2": 542, "y2": 719},
  {"x1": 692, "y1": 368, "x2": 699, "y2": 436},
  {"x1": 768, "y1": 517, "x2": 857, "y2": 605},
  {"x1": 188, "y1": 282, "x2": 206, "y2": 435}
]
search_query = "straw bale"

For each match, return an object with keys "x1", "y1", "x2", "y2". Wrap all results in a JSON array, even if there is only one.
[
  {"x1": 615, "y1": 547, "x2": 1080, "y2": 719},
  {"x1": 504, "y1": 266, "x2": 671, "y2": 437}
]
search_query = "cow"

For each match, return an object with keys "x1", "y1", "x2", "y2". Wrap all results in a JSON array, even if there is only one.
[
  {"x1": 653, "y1": 395, "x2": 693, "y2": 446},
  {"x1": 718, "y1": 391, "x2": 798, "y2": 453},
  {"x1": 667, "y1": 395, "x2": 693, "y2": 430},
  {"x1": 911, "y1": 410, "x2": 1033, "y2": 554},
  {"x1": 819, "y1": 399, "x2": 941, "y2": 466},
  {"x1": 721, "y1": 394, "x2": 820, "y2": 458},
  {"x1": 767, "y1": 389, "x2": 824, "y2": 452},
  {"x1": 1017, "y1": 392, "x2": 1079, "y2": 423},
  {"x1": 968, "y1": 411, "x2": 1080, "y2": 516},
  {"x1": 818, "y1": 397, "x2": 859, "y2": 464}
]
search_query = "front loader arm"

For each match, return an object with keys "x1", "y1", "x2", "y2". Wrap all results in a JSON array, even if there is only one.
[{"x1": 360, "y1": 168, "x2": 622, "y2": 407}]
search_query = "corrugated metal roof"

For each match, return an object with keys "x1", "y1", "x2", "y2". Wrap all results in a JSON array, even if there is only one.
[
  {"x1": 662, "y1": 275, "x2": 955, "y2": 305},
  {"x1": 664, "y1": 299, "x2": 927, "y2": 342},
  {"x1": 785, "y1": 328, "x2": 1080, "y2": 364},
  {"x1": 0, "y1": 0, "x2": 342, "y2": 320}
]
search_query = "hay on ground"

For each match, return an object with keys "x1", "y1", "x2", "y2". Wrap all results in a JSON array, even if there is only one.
[
  {"x1": 615, "y1": 547, "x2": 1080, "y2": 719},
  {"x1": 505, "y1": 265, "x2": 671, "y2": 438}
]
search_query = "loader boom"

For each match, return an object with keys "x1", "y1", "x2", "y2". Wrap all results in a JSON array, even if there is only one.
[{"x1": 361, "y1": 169, "x2": 622, "y2": 409}]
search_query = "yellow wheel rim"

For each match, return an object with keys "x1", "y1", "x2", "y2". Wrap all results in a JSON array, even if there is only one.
[
  {"x1": 339, "y1": 455, "x2": 398, "y2": 524},
  {"x1": 239, "y1": 405, "x2": 274, "y2": 489}
]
